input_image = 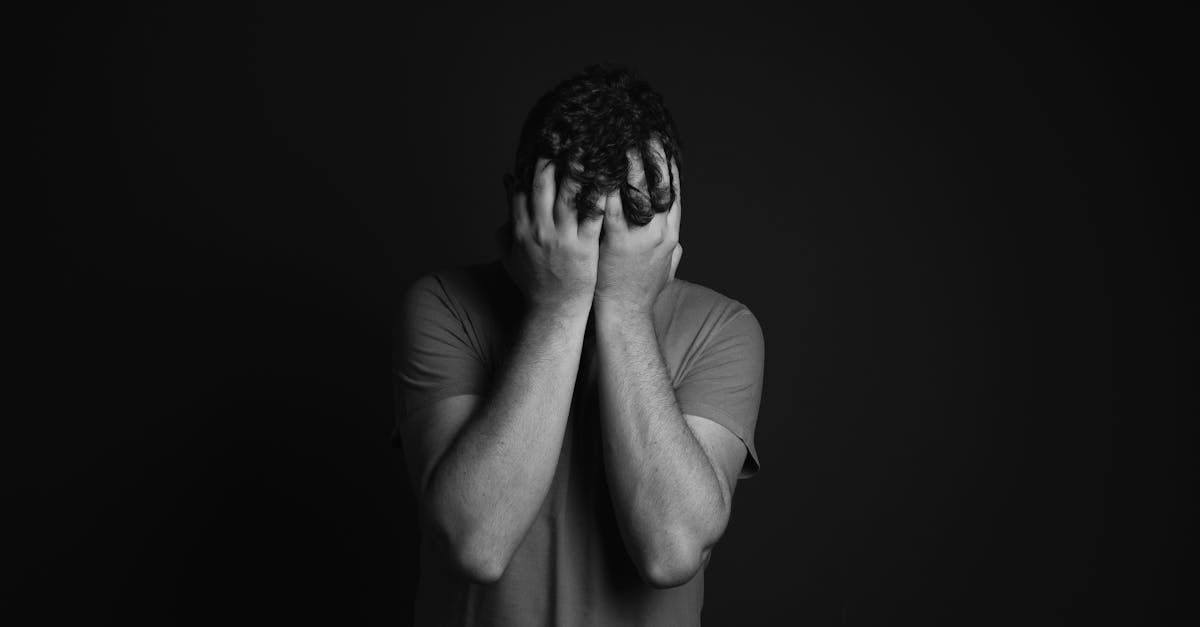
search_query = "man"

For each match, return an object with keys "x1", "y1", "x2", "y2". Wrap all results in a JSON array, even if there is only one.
[{"x1": 392, "y1": 64, "x2": 765, "y2": 625}]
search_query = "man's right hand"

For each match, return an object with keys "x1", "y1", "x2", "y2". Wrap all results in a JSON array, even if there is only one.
[{"x1": 502, "y1": 158, "x2": 604, "y2": 313}]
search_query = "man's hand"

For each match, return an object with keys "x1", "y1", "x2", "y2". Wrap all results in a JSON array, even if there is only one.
[
  {"x1": 594, "y1": 153, "x2": 683, "y2": 318},
  {"x1": 502, "y1": 158, "x2": 605, "y2": 313}
]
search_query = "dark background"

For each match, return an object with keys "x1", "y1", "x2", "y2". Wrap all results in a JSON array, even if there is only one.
[{"x1": 22, "y1": 3, "x2": 1194, "y2": 625}]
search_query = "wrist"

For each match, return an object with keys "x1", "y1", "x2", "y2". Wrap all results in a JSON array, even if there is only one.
[
  {"x1": 527, "y1": 295, "x2": 593, "y2": 323},
  {"x1": 593, "y1": 297, "x2": 654, "y2": 327}
]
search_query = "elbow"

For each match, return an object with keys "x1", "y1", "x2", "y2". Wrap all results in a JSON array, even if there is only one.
[
  {"x1": 444, "y1": 525, "x2": 512, "y2": 585},
  {"x1": 639, "y1": 511, "x2": 728, "y2": 589},
  {"x1": 453, "y1": 544, "x2": 508, "y2": 585},
  {"x1": 638, "y1": 534, "x2": 713, "y2": 589},
  {"x1": 642, "y1": 549, "x2": 706, "y2": 589},
  {"x1": 425, "y1": 503, "x2": 511, "y2": 585}
]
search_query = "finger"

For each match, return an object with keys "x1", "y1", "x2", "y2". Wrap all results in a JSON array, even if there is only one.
[
  {"x1": 625, "y1": 145, "x2": 648, "y2": 210},
  {"x1": 578, "y1": 211, "x2": 603, "y2": 242},
  {"x1": 530, "y1": 158, "x2": 555, "y2": 235},
  {"x1": 620, "y1": 146, "x2": 659, "y2": 237},
  {"x1": 505, "y1": 174, "x2": 529, "y2": 238},
  {"x1": 554, "y1": 169, "x2": 582, "y2": 235},
  {"x1": 603, "y1": 188, "x2": 628, "y2": 239},
  {"x1": 669, "y1": 242, "x2": 682, "y2": 280},
  {"x1": 666, "y1": 158, "x2": 682, "y2": 244},
  {"x1": 511, "y1": 188, "x2": 530, "y2": 239},
  {"x1": 646, "y1": 204, "x2": 670, "y2": 244},
  {"x1": 578, "y1": 193, "x2": 604, "y2": 242},
  {"x1": 641, "y1": 140, "x2": 676, "y2": 242}
]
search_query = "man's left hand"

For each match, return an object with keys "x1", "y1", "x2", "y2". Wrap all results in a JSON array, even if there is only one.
[{"x1": 594, "y1": 154, "x2": 682, "y2": 319}]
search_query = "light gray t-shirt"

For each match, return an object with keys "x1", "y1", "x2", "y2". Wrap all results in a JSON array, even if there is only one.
[{"x1": 393, "y1": 259, "x2": 765, "y2": 626}]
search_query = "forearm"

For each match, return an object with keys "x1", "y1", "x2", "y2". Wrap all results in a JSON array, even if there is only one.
[
  {"x1": 426, "y1": 301, "x2": 589, "y2": 581},
  {"x1": 593, "y1": 304, "x2": 728, "y2": 588}
]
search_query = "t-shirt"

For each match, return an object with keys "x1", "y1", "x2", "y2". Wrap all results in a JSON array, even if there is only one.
[{"x1": 392, "y1": 258, "x2": 765, "y2": 626}]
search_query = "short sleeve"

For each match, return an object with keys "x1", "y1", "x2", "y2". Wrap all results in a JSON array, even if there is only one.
[
  {"x1": 391, "y1": 274, "x2": 490, "y2": 444},
  {"x1": 674, "y1": 307, "x2": 765, "y2": 479}
]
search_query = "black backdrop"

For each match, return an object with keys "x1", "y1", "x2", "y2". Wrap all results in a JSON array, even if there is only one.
[{"x1": 24, "y1": 3, "x2": 1194, "y2": 625}]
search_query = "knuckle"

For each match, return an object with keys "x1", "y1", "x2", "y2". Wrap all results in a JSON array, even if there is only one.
[{"x1": 537, "y1": 227, "x2": 558, "y2": 246}]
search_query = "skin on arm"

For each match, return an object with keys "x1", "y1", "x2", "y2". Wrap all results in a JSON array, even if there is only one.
[
  {"x1": 593, "y1": 151, "x2": 749, "y2": 588},
  {"x1": 414, "y1": 159, "x2": 604, "y2": 584}
]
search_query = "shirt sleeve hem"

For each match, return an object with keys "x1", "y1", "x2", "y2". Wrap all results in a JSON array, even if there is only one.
[
  {"x1": 677, "y1": 399, "x2": 761, "y2": 480},
  {"x1": 391, "y1": 386, "x2": 489, "y2": 446}
]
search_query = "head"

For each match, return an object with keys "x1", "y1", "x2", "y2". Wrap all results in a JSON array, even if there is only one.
[{"x1": 510, "y1": 63, "x2": 682, "y2": 227}]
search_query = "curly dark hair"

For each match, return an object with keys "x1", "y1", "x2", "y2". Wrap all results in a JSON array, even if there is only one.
[{"x1": 511, "y1": 63, "x2": 682, "y2": 227}]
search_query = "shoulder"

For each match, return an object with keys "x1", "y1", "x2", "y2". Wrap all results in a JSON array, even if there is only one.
[
  {"x1": 660, "y1": 278, "x2": 761, "y2": 335},
  {"x1": 406, "y1": 259, "x2": 503, "y2": 295},
  {"x1": 654, "y1": 279, "x2": 764, "y2": 366},
  {"x1": 400, "y1": 259, "x2": 511, "y2": 316}
]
